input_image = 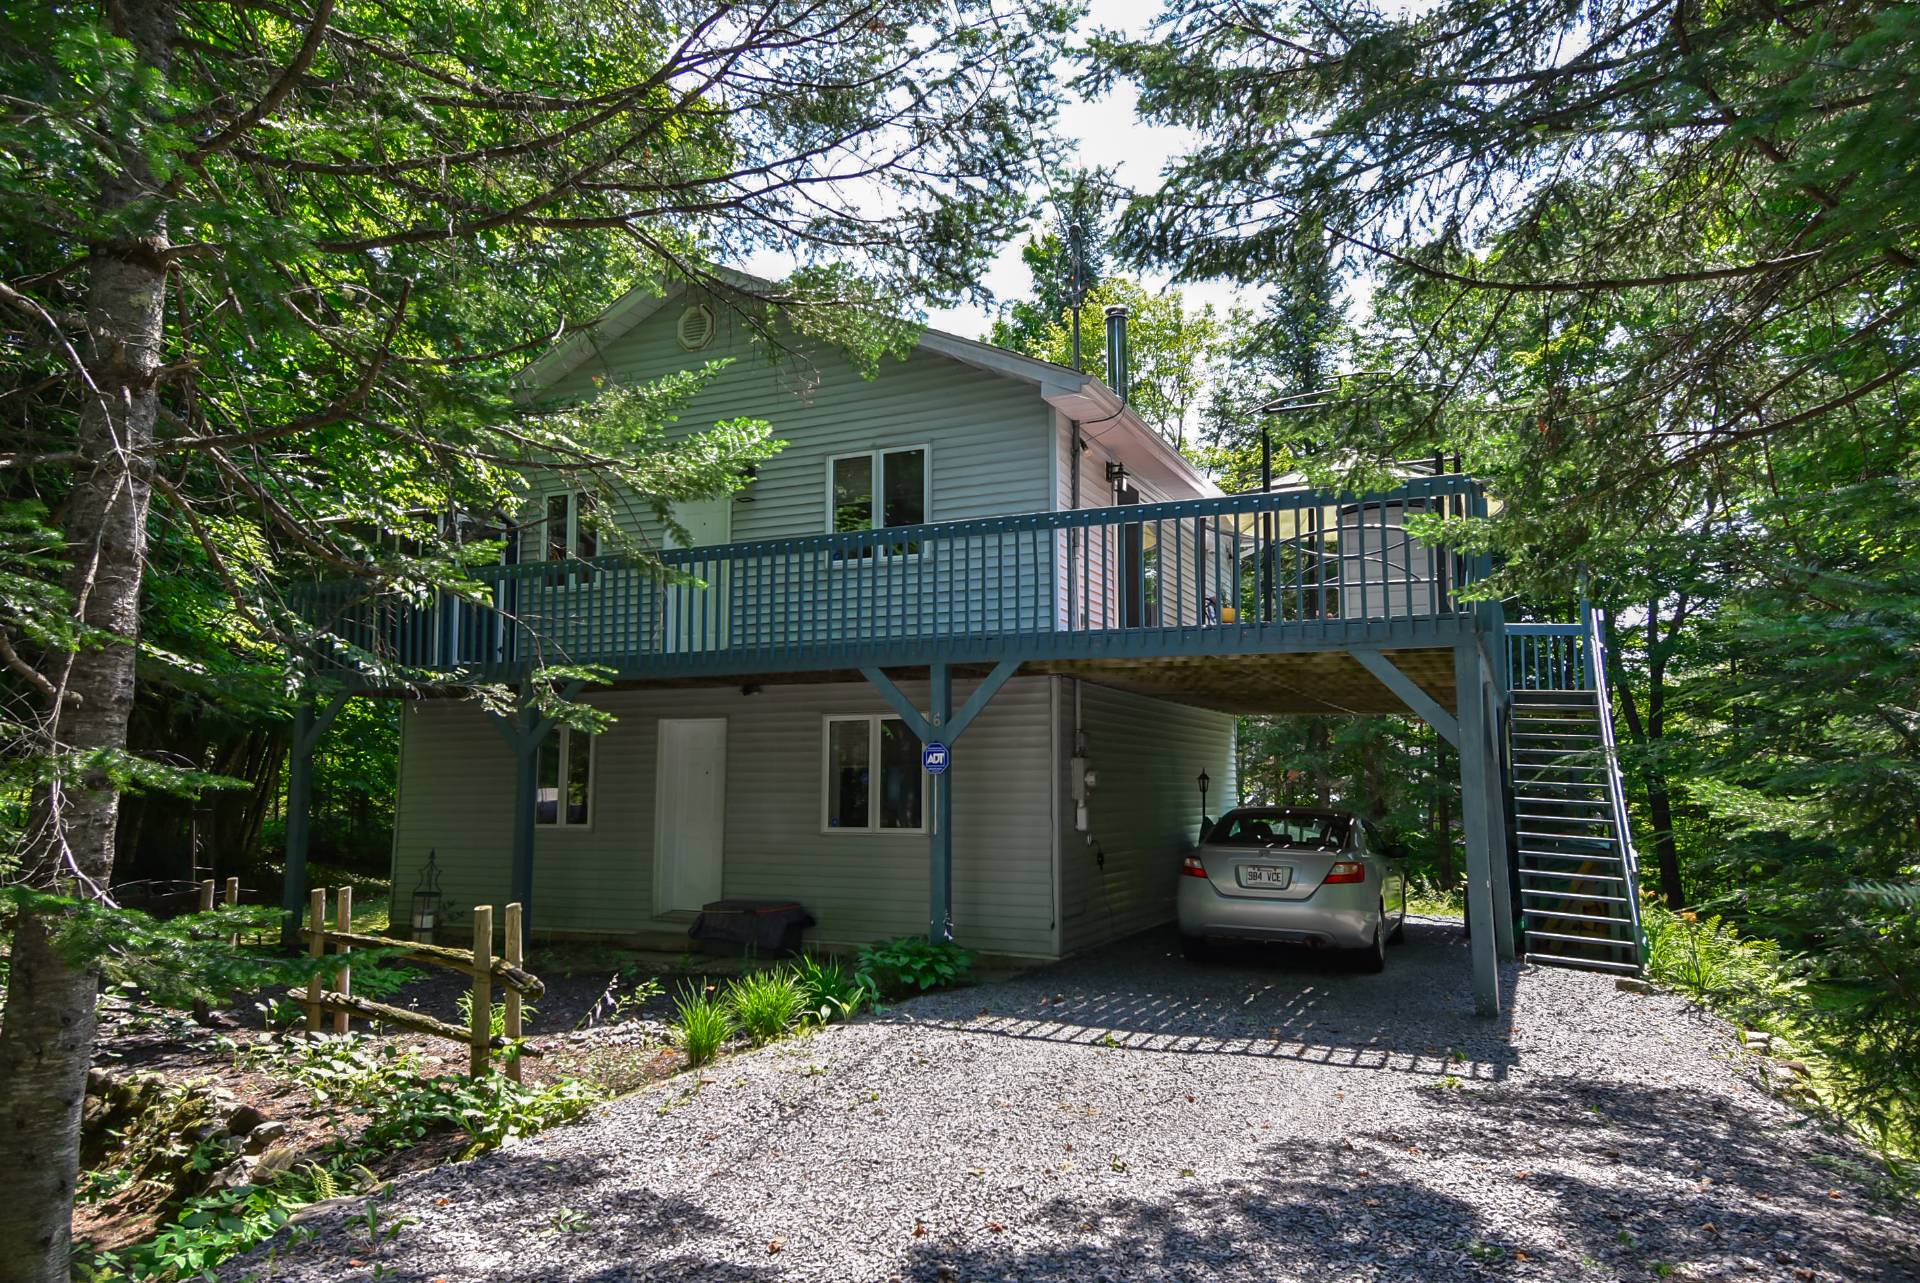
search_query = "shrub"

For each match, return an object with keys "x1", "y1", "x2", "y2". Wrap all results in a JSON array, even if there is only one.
[
  {"x1": 358, "y1": 1072, "x2": 602, "y2": 1157},
  {"x1": 673, "y1": 983, "x2": 735, "y2": 1065},
  {"x1": 241, "y1": 1033, "x2": 421, "y2": 1108},
  {"x1": 792, "y1": 954, "x2": 875, "y2": 1024},
  {"x1": 857, "y1": 936, "x2": 973, "y2": 997},
  {"x1": 725, "y1": 969, "x2": 808, "y2": 1043}
]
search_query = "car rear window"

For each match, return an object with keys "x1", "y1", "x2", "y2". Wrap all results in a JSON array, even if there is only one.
[{"x1": 1210, "y1": 811, "x2": 1350, "y2": 849}]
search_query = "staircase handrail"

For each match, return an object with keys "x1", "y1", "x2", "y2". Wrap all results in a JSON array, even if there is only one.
[{"x1": 1580, "y1": 602, "x2": 1648, "y2": 964}]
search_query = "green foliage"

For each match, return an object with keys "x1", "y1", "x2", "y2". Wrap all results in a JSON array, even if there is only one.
[
  {"x1": 791, "y1": 954, "x2": 876, "y2": 1024},
  {"x1": 1641, "y1": 905, "x2": 1801, "y2": 1023},
  {"x1": 346, "y1": 962, "x2": 425, "y2": 1002},
  {"x1": 358, "y1": 1073, "x2": 602, "y2": 1159},
  {"x1": 723, "y1": 969, "x2": 809, "y2": 1045},
  {"x1": 985, "y1": 167, "x2": 1117, "y2": 356},
  {"x1": 671, "y1": 984, "x2": 735, "y2": 1067},
  {"x1": 1, "y1": 888, "x2": 375, "y2": 1011},
  {"x1": 83, "y1": 1159, "x2": 381, "y2": 1282},
  {"x1": 857, "y1": 937, "x2": 973, "y2": 997},
  {"x1": 456, "y1": 991, "x2": 537, "y2": 1041},
  {"x1": 240, "y1": 1034, "x2": 422, "y2": 1110}
]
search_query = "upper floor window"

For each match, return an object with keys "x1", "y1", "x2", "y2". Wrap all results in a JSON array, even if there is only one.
[
  {"x1": 537, "y1": 726, "x2": 593, "y2": 827},
  {"x1": 543, "y1": 491, "x2": 598, "y2": 562},
  {"x1": 828, "y1": 447, "x2": 927, "y2": 544},
  {"x1": 822, "y1": 714, "x2": 924, "y2": 832}
]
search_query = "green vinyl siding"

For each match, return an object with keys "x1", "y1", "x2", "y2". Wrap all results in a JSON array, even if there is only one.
[
  {"x1": 507, "y1": 290, "x2": 1057, "y2": 654},
  {"x1": 1056, "y1": 681, "x2": 1238, "y2": 955},
  {"x1": 531, "y1": 293, "x2": 1054, "y2": 547},
  {"x1": 390, "y1": 675, "x2": 1057, "y2": 957}
]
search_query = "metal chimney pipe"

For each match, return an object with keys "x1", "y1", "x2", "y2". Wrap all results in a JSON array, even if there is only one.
[{"x1": 1104, "y1": 304, "x2": 1129, "y2": 407}]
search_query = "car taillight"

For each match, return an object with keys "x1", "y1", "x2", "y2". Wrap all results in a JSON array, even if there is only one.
[
  {"x1": 1324, "y1": 861, "x2": 1366, "y2": 884},
  {"x1": 1181, "y1": 854, "x2": 1208, "y2": 879}
]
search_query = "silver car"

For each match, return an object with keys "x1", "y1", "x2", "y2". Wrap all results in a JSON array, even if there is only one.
[{"x1": 1177, "y1": 807, "x2": 1409, "y2": 971}]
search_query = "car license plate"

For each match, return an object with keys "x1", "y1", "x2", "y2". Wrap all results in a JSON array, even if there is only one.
[{"x1": 1239, "y1": 864, "x2": 1291, "y2": 890}]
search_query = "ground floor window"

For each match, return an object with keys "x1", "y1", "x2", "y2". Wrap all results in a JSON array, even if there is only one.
[
  {"x1": 823, "y1": 714, "x2": 923, "y2": 831},
  {"x1": 537, "y1": 726, "x2": 593, "y2": 826}
]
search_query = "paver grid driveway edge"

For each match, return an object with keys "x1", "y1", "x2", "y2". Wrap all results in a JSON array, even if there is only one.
[{"x1": 226, "y1": 920, "x2": 1920, "y2": 1283}]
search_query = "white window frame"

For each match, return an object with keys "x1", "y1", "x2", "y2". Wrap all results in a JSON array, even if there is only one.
[
  {"x1": 536, "y1": 726, "x2": 595, "y2": 829},
  {"x1": 824, "y1": 445, "x2": 931, "y2": 553},
  {"x1": 540, "y1": 491, "x2": 598, "y2": 563},
  {"x1": 819, "y1": 713, "x2": 926, "y2": 835}
]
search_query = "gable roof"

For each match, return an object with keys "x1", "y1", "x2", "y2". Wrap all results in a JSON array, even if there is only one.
[{"x1": 519, "y1": 274, "x2": 1220, "y2": 500}]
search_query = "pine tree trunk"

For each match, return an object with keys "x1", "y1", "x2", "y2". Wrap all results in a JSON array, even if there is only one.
[{"x1": 0, "y1": 3, "x2": 174, "y2": 1273}]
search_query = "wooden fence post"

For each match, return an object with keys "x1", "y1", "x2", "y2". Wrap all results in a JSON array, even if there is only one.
[
  {"x1": 192, "y1": 880, "x2": 218, "y2": 1025},
  {"x1": 333, "y1": 886, "x2": 353, "y2": 1035},
  {"x1": 470, "y1": 904, "x2": 493, "y2": 1078},
  {"x1": 306, "y1": 888, "x2": 326, "y2": 1035},
  {"x1": 224, "y1": 877, "x2": 240, "y2": 947},
  {"x1": 503, "y1": 902, "x2": 523, "y2": 1083}
]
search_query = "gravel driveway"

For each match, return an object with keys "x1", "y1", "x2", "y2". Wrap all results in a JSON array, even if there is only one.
[{"x1": 233, "y1": 919, "x2": 1920, "y2": 1283}]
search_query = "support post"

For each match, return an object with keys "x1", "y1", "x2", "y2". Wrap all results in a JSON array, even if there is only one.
[
  {"x1": 509, "y1": 731, "x2": 539, "y2": 947},
  {"x1": 470, "y1": 904, "x2": 494, "y2": 1078},
  {"x1": 305, "y1": 888, "x2": 326, "y2": 1034},
  {"x1": 333, "y1": 886, "x2": 353, "y2": 1035},
  {"x1": 282, "y1": 690, "x2": 351, "y2": 943},
  {"x1": 929, "y1": 663, "x2": 953, "y2": 943},
  {"x1": 1454, "y1": 641, "x2": 1503, "y2": 1016},
  {"x1": 224, "y1": 877, "x2": 240, "y2": 948},
  {"x1": 283, "y1": 704, "x2": 316, "y2": 943},
  {"x1": 1480, "y1": 662, "x2": 1518, "y2": 963},
  {"x1": 490, "y1": 677, "x2": 585, "y2": 954},
  {"x1": 503, "y1": 902, "x2": 524, "y2": 1084}
]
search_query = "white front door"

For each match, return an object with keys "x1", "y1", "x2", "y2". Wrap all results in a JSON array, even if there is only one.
[
  {"x1": 654, "y1": 717, "x2": 727, "y2": 914},
  {"x1": 663, "y1": 498, "x2": 733, "y2": 652}
]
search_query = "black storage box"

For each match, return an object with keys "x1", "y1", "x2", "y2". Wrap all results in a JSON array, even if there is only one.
[{"x1": 687, "y1": 899, "x2": 815, "y2": 958}]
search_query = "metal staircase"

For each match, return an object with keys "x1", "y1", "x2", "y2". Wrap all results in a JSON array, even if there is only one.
[{"x1": 1504, "y1": 614, "x2": 1646, "y2": 973}]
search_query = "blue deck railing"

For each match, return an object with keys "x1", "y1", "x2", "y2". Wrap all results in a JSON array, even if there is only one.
[{"x1": 297, "y1": 474, "x2": 1490, "y2": 680}]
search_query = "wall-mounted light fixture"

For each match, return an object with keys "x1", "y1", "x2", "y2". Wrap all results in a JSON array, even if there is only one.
[
  {"x1": 410, "y1": 850, "x2": 443, "y2": 942},
  {"x1": 734, "y1": 461, "x2": 760, "y2": 503}
]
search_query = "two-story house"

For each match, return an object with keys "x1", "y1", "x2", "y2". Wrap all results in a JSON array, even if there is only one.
[
  {"x1": 295, "y1": 279, "x2": 1629, "y2": 1014},
  {"x1": 384, "y1": 283, "x2": 1241, "y2": 960}
]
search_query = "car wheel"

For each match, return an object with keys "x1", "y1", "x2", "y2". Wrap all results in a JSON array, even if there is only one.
[
  {"x1": 1180, "y1": 933, "x2": 1213, "y2": 963},
  {"x1": 1388, "y1": 891, "x2": 1407, "y2": 944},
  {"x1": 1351, "y1": 918, "x2": 1387, "y2": 973}
]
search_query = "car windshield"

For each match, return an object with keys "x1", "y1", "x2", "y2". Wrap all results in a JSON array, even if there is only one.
[{"x1": 1209, "y1": 811, "x2": 1349, "y2": 850}]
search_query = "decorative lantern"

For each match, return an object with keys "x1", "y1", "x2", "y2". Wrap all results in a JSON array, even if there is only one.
[
  {"x1": 410, "y1": 850, "x2": 443, "y2": 941},
  {"x1": 1196, "y1": 769, "x2": 1213, "y2": 842}
]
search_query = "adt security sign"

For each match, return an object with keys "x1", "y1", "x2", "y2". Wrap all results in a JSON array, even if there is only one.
[{"x1": 922, "y1": 741, "x2": 950, "y2": 775}]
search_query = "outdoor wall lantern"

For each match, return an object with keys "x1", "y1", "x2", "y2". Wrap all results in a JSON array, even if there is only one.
[
  {"x1": 410, "y1": 850, "x2": 442, "y2": 942},
  {"x1": 1197, "y1": 769, "x2": 1211, "y2": 816}
]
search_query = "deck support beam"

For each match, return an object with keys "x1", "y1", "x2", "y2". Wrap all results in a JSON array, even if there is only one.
[
  {"x1": 489, "y1": 678, "x2": 586, "y2": 953},
  {"x1": 1454, "y1": 640, "x2": 1503, "y2": 1016},
  {"x1": 281, "y1": 689, "x2": 352, "y2": 944},
  {"x1": 1477, "y1": 645, "x2": 1518, "y2": 964},
  {"x1": 860, "y1": 660, "x2": 1022, "y2": 943},
  {"x1": 930, "y1": 665, "x2": 953, "y2": 942},
  {"x1": 1351, "y1": 649, "x2": 1459, "y2": 748}
]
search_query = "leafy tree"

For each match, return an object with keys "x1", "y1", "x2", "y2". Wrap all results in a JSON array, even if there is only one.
[
  {"x1": 0, "y1": 1, "x2": 1070, "y2": 1273},
  {"x1": 1020, "y1": 277, "x2": 1228, "y2": 447},
  {"x1": 1087, "y1": 0, "x2": 1917, "y2": 489},
  {"x1": 986, "y1": 168, "x2": 1118, "y2": 359},
  {"x1": 1089, "y1": 0, "x2": 1919, "y2": 1150}
]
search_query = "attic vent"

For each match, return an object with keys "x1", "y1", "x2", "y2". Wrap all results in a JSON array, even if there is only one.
[{"x1": 676, "y1": 303, "x2": 716, "y2": 351}]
